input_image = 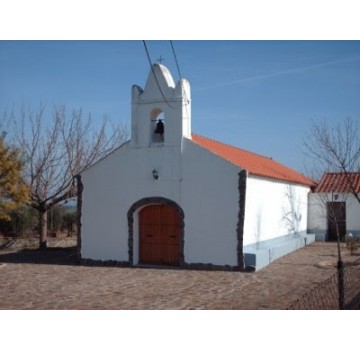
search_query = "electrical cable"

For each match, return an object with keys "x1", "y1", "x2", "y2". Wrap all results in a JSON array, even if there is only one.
[
  {"x1": 142, "y1": 40, "x2": 174, "y2": 109},
  {"x1": 170, "y1": 40, "x2": 190, "y2": 114}
]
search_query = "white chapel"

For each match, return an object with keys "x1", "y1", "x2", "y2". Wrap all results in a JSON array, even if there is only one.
[{"x1": 78, "y1": 64, "x2": 315, "y2": 270}]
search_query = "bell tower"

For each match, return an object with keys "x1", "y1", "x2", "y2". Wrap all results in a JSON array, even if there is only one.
[{"x1": 130, "y1": 64, "x2": 191, "y2": 148}]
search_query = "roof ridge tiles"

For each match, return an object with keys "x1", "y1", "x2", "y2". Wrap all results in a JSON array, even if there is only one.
[
  {"x1": 315, "y1": 172, "x2": 360, "y2": 193},
  {"x1": 191, "y1": 133, "x2": 315, "y2": 187},
  {"x1": 191, "y1": 133, "x2": 274, "y2": 161}
]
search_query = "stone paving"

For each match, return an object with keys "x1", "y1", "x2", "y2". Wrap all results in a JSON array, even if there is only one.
[{"x1": 0, "y1": 240, "x2": 359, "y2": 310}]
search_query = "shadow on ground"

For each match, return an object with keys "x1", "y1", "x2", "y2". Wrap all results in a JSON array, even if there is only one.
[{"x1": 0, "y1": 246, "x2": 78, "y2": 266}]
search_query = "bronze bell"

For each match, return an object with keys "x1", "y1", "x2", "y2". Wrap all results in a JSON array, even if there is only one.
[{"x1": 154, "y1": 120, "x2": 164, "y2": 137}]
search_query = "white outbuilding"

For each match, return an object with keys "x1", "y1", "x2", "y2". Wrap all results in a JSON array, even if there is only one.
[
  {"x1": 308, "y1": 172, "x2": 360, "y2": 242},
  {"x1": 78, "y1": 64, "x2": 315, "y2": 271}
]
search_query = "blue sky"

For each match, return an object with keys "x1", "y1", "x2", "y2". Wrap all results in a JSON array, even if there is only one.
[
  {"x1": 1, "y1": 40, "x2": 360, "y2": 175},
  {"x1": 0, "y1": 0, "x2": 359, "y2": 341}
]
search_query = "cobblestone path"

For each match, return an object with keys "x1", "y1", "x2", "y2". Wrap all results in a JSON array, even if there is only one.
[{"x1": 0, "y1": 242, "x2": 359, "y2": 309}]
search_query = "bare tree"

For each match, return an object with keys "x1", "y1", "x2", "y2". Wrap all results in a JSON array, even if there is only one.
[
  {"x1": 304, "y1": 116, "x2": 360, "y2": 204},
  {"x1": 303, "y1": 116, "x2": 360, "y2": 309},
  {"x1": 7, "y1": 105, "x2": 128, "y2": 249}
]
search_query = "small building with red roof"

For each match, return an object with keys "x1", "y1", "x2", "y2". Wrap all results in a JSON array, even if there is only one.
[
  {"x1": 79, "y1": 64, "x2": 316, "y2": 271},
  {"x1": 308, "y1": 172, "x2": 360, "y2": 241}
]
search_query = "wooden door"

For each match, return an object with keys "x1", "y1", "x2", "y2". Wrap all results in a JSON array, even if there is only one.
[
  {"x1": 327, "y1": 202, "x2": 346, "y2": 241},
  {"x1": 139, "y1": 205, "x2": 180, "y2": 265}
]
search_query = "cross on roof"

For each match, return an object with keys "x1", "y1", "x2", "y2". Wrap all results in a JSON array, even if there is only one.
[{"x1": 157, "y1": 55, "x2": 165, "y2": 63}]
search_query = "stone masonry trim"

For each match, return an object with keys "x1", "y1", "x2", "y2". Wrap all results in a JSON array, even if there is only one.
[
  {"x1": 76, "y1": 174, "x2": 83, "y2": 262},
  {"x1": 237, "y1": 170, "x2": 248, "y2": 271}
]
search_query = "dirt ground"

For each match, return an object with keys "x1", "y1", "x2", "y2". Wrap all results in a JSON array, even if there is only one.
[{"x1": 0, "y1": 238, "x2": 359, "y2": 309}]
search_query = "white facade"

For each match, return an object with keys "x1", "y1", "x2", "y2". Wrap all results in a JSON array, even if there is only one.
[
  {"x1": 80, "y1": 63, "x2": 313, "y2": 270},
  {"x1": 81, "y1": 64, "x2": 239, "y2": 266},
  {"x1": 181, "y1": 139, "x2": 239, "y2": 266},
  {"x1": 81, "y1": 137, "x2": 240, "y2": 266}
]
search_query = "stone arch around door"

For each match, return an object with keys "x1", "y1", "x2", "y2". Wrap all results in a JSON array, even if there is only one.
[{"x1": 127, "y1": 197, "x2": 185, "y2": 266}]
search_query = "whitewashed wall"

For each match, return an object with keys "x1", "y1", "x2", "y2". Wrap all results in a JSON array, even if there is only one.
[
  {"x1": 347, "y1": 196, "x2": 360, "y2": 232},
  {"x1": 80, "y1": 62, "x2": 312, "y2": 267},
  {"x1": 81, "y1": 142, "x2": 182, "y2": 261},
  {"x1": 181, "y1": 139, "x2": 239, "y2": 266},
  {"x1": 81, "y1": 63, "x2": 241, "y2": 266},
  {"x1": 308, "y1": 193, "x2": 360, "y2": 236},
  {"x1": 243, "y1": 176, "x2": 310, "y2": 246},
  {"x1": 307, "y1": 194, "x2": 327, "y2": 235},
  {"x1": 81, "y1": 140, "x2": 311, "y2": 264},
  {"x1": 131, "y1": 64, "x2": 191, "y2": 149},
  {"x1": 81, "y1": 139, "x2": 240, "y2": 266}
]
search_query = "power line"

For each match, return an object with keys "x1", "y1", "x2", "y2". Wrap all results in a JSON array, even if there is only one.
[
  {"x1": 142, "y1": 40, "x2": 174, "y2": 109},
  {"x1": 170, "y1": 40, "x2": 190, "y2": 109},
  {"x1": 170, "y1": 40, "x2": 183, "y2": 82}
]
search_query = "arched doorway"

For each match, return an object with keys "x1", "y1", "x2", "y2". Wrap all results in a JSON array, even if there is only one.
[
  {"x1": 139, "y1": 204, "x2": 181, "y2": 265},
  {"x1": 127, "y1": 197, "x2": 184, "y2": 266}
]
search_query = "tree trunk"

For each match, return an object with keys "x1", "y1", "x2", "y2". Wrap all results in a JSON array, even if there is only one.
[{"x1": 39, "y1": 209, "x2": 48, "y2": 249}]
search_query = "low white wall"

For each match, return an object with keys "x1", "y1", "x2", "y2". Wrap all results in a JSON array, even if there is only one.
[{"x1": 244, "y1": 176, "x2": 310, "y2": 246}]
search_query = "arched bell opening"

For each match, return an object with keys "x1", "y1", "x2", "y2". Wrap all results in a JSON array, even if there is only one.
[{"x1": 151, "y1": 108, "x2": 165, "y2": 143}]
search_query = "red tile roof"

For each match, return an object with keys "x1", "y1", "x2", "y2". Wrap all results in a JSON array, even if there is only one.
[
  {"x1": 191, "y1": 134, "x2": 315, "y2": 187},
  {"x1": 315, "y1": 172, "x2": 360, "y2": 193}
]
